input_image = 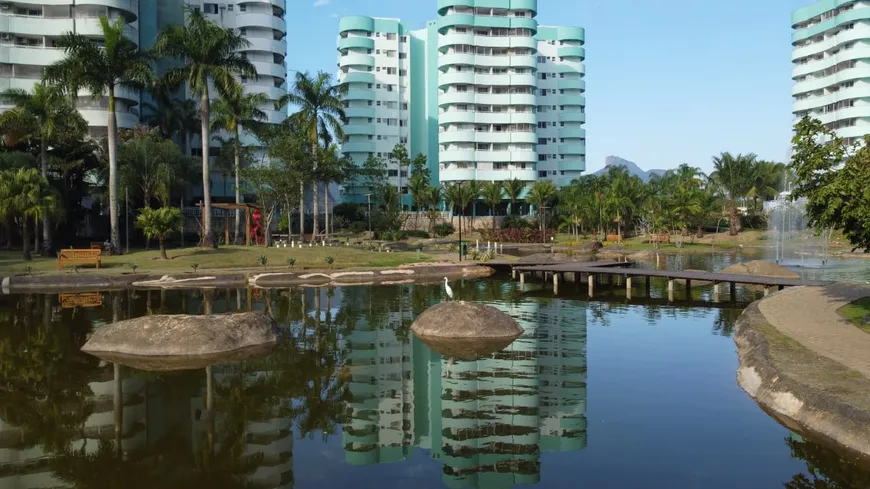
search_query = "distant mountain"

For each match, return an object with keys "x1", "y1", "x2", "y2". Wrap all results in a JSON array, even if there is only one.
[{"x1": 593, "y1": 156, "x2": 667, "y2": 182}]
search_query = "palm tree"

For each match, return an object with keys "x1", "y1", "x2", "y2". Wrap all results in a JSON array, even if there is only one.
[
  {"x1": 748, "y1": 160, "x2": 786, "y2": 211},
  {"x1": 0, "y1": 168, "x2": 58, "y2": 260},
  {"x1": 276, "y1": 71, "x2": 347, "y2": 242},
  {"x1": 142, "y1": 78, "x2": 201, "y2": 154},
  {"x1": 155, "y1": 7, "x2": 257, "y2": 248},
  {"x1": 210, "y1": 89, "x2": 267, "y2": 243},
  {"x1": 408, "y1": 173, "x2": 430, "y2": 228},
  {"x1": 43, "y1": 16, "x2": 152, "y2": 253},
  {"x1": 0, "y1": 83, "x2": 86, "y2": 253},
  {"x1": 711, "y1": 152, "x2": 757, "y2": 235},
  {"x1": 503, "y1": 178, "x2": 526, "y2": 216},
  {"x1": 480, "y1": 181, "x2": 504, "y2": 231},
  {"x1": 136, "y1": 207, "x2": 183, "y2": 259},
  {"x1": 526, "y1": 180, "x2": 557, "y2": 237},
  {"x1": 425, "y1": 185, "x2": 442, "y2": 234}
]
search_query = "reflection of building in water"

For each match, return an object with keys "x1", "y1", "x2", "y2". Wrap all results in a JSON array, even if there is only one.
[
  {"x1": 191, "y1": 367, "x2": 295, "y2": 489},
  {"x1": 342, "y1": 301, "x2": 415, "y2": 465},
  {"x1": 342, "y1": 297, "x2": 588, "y2": 489},
  {"x1": 0, "y1": 365, "x2": 147, "y2": 489}
]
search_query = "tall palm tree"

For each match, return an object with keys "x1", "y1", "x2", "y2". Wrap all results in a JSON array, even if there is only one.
[
  {"x1": 0, "y1": 168, "x2": 58, "y2": 260},
  {"x1": 748, "y1": 160, "x2": 786, "y2": 211},
  {"x1": 503, "y1": 178, "x2": 526, "y2": 216},
  {"x1": 0, "y1": 82, "x2": 86, "y2": 253},
  {"x1": 155, "y1": 7, "x2": 257, "y2": 248},
  {"x1": 480, "y1": 181, "x2": 504, "y2": 231},
  {"x1": 210, "y1": 89, "x2": 268, "y2": 243},
  {"x1": 711, "y1": 152, "x2": 757, "y2": 236},
  {"x1": 526, "y1": 180, "x2": 557, "y2": 237},
  {"x1": 424, "y1": 185, "x2": 443, "y2": 234},
  {"x1": 142, "y1": 78, "x2": 201, "y2": 155},
  {"x1": 43, "y1": 16, "x2": 153, "y2": 253},
  {"x1": 276, "y1": 71, "x2": 347, "y2": 242}
]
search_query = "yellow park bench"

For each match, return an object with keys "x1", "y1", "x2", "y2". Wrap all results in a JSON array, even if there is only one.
[
  {"x1": 57, "y1": 249, "x2": 102, "y2": 270},
  {"x1": 649, "y1": 234, "x2": 670, "y2": 244}
]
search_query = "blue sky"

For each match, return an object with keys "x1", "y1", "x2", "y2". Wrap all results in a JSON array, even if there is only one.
[{"x1": 290, "y1": 0, "x2": 810, "y2": 174}]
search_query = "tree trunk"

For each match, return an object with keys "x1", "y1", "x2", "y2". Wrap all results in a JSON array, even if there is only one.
[
  {"x1": 492, "y1": 205, "x2": 496, "y2": 231},
  {"x1": 159, "y1": 236, "x2": 167, "y2": 259},
  {"x1": 233, "y1": 130, "x2": 242, "y2": 244},
  {"x1": 21, "y1": 218, "x2": 31, "y2": 261},
  {"x1": 108, "y1": 90, "x2": 121, "y2": 253},
  {"x1": 200, "y1": 89, "x2": 215, "y2": 248},
  {"x1": 299, "y1": 181, "x2": 305, "y2": 241},
  {"x1": 729, "y1": 203, "x2": 739, "y2": 236},
  {"x1": 40, "y1": 141, "x2": 52, "y2": 254},
  {"x1": 324, "y1": 184, "x2": 329, "y2": 241},
  {"x1": 32, "y1": 216, "x2": 38, "y2": 254},
  {"x1": 312, "y1": 181, "x2": 319, "y2": 242},
  {"x1": 696, "y1": 224, "x2": 704, "y2": 238}
]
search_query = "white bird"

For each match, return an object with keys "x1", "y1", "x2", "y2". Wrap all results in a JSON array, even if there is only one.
[{"x1": 444, "y1": 277, "x2": 454, "y2": 300}]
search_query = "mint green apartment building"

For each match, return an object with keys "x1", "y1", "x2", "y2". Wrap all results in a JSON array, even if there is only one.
[{"x1": 337, "y1": 0, "x2": 586, "y2": 205}]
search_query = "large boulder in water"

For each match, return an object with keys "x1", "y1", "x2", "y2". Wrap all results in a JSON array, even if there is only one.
[
  {"x1": 82, "y1": 312, "x2": 279, "y2": 370},
  {"x1": 718, "y1": 260, "x2": 800, "y2": 291},
  {"x1": 719, "y1": 260, "x2": 800, "y2": 279},
  {"x1": 412, "y1": 302, "x2": 523, "y2": 346}
]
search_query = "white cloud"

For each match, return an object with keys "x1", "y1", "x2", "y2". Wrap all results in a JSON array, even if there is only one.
[
  {"x1": 329, "y1": 13, "x2": 339, "y2": 18},
  {"x1": 312, "y1": 0, "x2": 331, "y2": 6}
]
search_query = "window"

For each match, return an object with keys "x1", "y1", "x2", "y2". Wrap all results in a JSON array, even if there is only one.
[
  {"x1": 538, "y1": 138, "x2": 547, "y2": 144},
  {"x1": 377, "y1": 135, "x2": 382, "y2": 140},
  {"x1": 537, "y1": 56, "x2": 546, "y2": 63},
  {"x1": 537, "y1": 122, "x2": 547, "y2": 128},
  {"x1": 368, "y1": 118, "x2": 373, "y2": 123},
  {"x1": 402, "y1": 102, "x2": 409, "y2": 110},
  {"x1": 386, "y1": 84, "x2": 396, "y2": 92},
  {"x1": 399, "y1": 69, "x2": 407, "y2": 76},
  {"x1": 376, "y1": 84, "x2": 381, "y2": 89},
  {"x1": 239, "y1": 28, "x2": 247, "y2": 36},
  {"x1": 540, "y1": 73, "x2": 547, "y2": 80},
  {"x1": 377, "y1": 118, "x2": 382, "y2": 123},
  {"x1": 538, "y1": 171, "x2": 548, "y2": 178},
  {"x1": 367, "y1": 101, "x2": 373, "y2": 106},
  {"x1": 387, "y1": 67, "x2": 397, "y2": 75},
  {"x1": 401, "y1": 36, "x2": 408, "y2": 42},
  {"x1": 227, "y1": 4, "x2": 233, "y2": 10},
  {"x1": 368, "y1": 135, "x2": 373, "y2": 140},
  {"x1": 399, "y1": 52, "x2": 407, "y2": 59},
  {"x1": 386, "y1": 33, "x2": 397, "y2": 41},
  {"x1": 368, "y1": 83, "x2": 373, "y2": 88},
  {"x1": 203, "y1": 3, "x2": 218, "y2": 14},
  {"x1": 538, "y1": 155, "x2": 548, "y2": 161},
  {"x1": 239, "y1": 4, "x2": 246, "y2": 11},
  {"x1": 376, "y1": 49, "x2": 380, "y2": 54}
]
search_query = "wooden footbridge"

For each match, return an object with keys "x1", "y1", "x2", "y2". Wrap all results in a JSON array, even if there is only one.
[{"x1": 509, "y1": 262, "x2": 832, "y2": 301}]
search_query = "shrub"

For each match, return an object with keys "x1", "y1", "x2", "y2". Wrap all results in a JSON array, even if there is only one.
[
  {"x1": 502, "y1": 215, "x2": 533, "y2": 230},
  {"x1": 433, "y1": 222, "x2": 455, "y2": 237},
  {"x1": 334, "y1": 202, "x2": 366, "y2": 223},
  {"x1": 348, "y1": 221, "x2": 368, "y2": 234},
  {"x1": 480, "y1": 228, "x2": 553, "y2": 244},
  {"x1": 403, "y1": 230, "x2": 430, "y2": 239}
]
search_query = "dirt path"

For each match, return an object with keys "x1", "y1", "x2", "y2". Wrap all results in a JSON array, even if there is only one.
[{"x1": 758, "y1": 283, "x2": 870, "y2": 377}]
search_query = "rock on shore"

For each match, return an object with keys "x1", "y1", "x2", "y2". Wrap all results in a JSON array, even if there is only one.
[
  {"x1": 412, "y1": 301, "x2": 523, "y2": 340},
  {"x1": 720, "y1": 260, "x2": 800, "y2": 279}
]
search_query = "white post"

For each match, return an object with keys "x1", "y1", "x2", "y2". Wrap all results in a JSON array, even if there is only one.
[
  {"x1": 587, "y1": 274, "x2": 594, "y2": 297},
  {"x1": 487, "y1": 241, "x2": 491, "y2": 251},
  {"x1": 553, "y1": 272, "x2": 559, "y2": 295},
  {"x1": 520, "y1": 272, "x2": 525, "y2": 288},
  {"x1": 668, "y1": 279, "x2": 675, "y2": 302},
  {"x1": 476, "y1": 239, "x2": 480, "y2": 251},
  {"x1": 626, "y1": 276, "x2": 632, "y2": 300}
]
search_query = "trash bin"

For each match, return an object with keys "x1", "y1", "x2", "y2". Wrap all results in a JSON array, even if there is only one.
[{"x1": 459, "y1": 241, "x2": 467, "y2": 257}]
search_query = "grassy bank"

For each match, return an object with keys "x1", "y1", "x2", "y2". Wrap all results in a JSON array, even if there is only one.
[
  {"x1": 838, "y1": 298, "x2": 870, "y2": 334},
  {"x1": 0, "y1": 245, "x2": 434, "y2": 276}
]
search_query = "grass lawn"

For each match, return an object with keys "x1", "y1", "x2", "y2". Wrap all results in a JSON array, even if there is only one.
[
  {"x1": 837, "y1": 297, "x2": 870, "y2": 334},
  {"x1": 0, "y1": 245, "x2": 436, "y2": 276}
]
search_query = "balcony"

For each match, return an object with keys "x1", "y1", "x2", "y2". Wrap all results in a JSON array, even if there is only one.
[
  {"x1": 236, "y1": 12, "x2": 286, "y2": 33},
  {"x1": 341, "y1": 72, "x2": 375, "y2": 84},
  {"x1": 345, "y1": 106, "x2": 376, "y2": 118},
  {"x1": 341, "y1": 141, "x2": 376, "y2": 153},
  {"x1": 338, "y1": 36, "x2": 375, "y2": 51},
  {"x1": 339, "y1": 53, "x2": 375, "y2": 69}
]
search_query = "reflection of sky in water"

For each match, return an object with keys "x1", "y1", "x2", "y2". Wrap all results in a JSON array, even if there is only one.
[{"x1": 0, "y1": 283, "x2": 869, "y2": 489}]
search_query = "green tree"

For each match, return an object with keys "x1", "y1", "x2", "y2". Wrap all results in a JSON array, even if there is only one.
[
  {"x1": 789, "y1": 116, "x2": 870, "y2": 250},
  {"x1": 143, "y1": 78, "x2": 201, "y2": 154},
  {"x1": 389, "y1": 143, "x2": 410, "y2": 211},
  {"x1": 407, "y1": 152, "x2": 430, "y2": 228},
  {"x1": 210, "y1": 90, "x2": 268, "y2": 243},
  {"x1": 748, "y1": 160, "x2": 787, "y2": 211},
  {"x1": 480, "y1": 181, "x2": 504, "y2": 230},
  {"x1": 444, "y1": 181, "x2": 480, "y2": 231},
  {"x1": 262, "y1": 124, "x2": 310, "y2": 237},
  {"x1": 0, "y1": 82, "x2": 87, "y2": 253},
  {"x1": 44, "y1": 16, "x2": 153, "y2": 253},
  {"x1": 424, "y1": 185, "x2": 442, "y2": 233},
  {"x1": 136, "y1": 207, "x2": 183, "y2": 259},
  {"x1": 711, "y1": 152, "x2": 756, "y2": 236},
  {"x1": 119, "y1": 130, "x2": 188, "y2": 207},
  {"x1": 503, "y1": 178, "x2": 526, "y2": 216},
  {"x1": 276, "y1": 71, "x2": 347, "y2": 241},
  {"x1": 314, "y1": 145, "x2": 354, "y2": 240},
  {"x1": 526, "y1": 180, "x2": 557, "y2": 236},
  {"x1": 0, "y1": 168, "x2": 58, "y2": 260},
  {"x1": 155, "y1": 7, "x2": 257, "y2": 248}
]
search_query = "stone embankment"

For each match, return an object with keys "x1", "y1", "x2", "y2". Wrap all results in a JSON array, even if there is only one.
[{"x1": 734, "y1": 283, "x2": 870, "y2": 457}]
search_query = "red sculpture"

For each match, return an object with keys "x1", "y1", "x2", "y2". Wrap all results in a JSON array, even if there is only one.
[{"x1": 251, "y1": 209, "x2": 264, "y2": 245}]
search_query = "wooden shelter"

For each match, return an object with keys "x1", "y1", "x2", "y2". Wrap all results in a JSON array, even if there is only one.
[{"x1": 196, "y1": 202, "x2": 262, "y2": 246}]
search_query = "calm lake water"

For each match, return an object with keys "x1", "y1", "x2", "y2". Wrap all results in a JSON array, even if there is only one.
[{"x1": 2, "y1": 256, "x2": 870, "y2": 489}]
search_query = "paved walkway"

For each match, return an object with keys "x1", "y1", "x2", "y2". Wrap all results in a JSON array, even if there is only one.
[{"x1": 759, "y1": 283, "x2": 870, "y2": 378}]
